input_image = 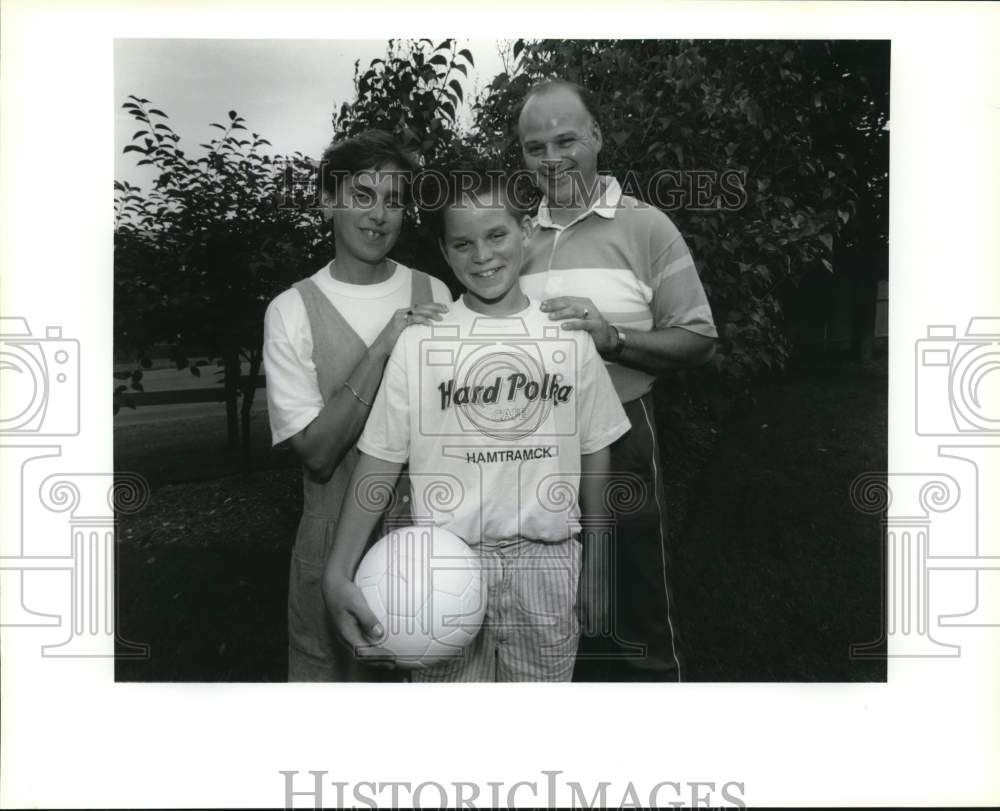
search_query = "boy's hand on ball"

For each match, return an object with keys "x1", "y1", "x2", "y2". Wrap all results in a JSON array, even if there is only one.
[{"x1": 323, "y1": 573, "x2": 394, "y2": 666}]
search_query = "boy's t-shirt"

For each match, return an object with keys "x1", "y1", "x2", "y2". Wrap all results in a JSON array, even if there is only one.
[{"x1": 358, "y1": 296, "x2": 631, "y2": 545}]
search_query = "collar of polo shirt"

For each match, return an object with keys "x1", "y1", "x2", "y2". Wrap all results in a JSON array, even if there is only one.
[{"x1": 535, "y1": 175, "x2": 623, "y2": 230}]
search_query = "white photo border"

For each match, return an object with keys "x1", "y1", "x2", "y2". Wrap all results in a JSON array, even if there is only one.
[{"x1": 2, "y1": 1, "x2": 999, "y2": 807}]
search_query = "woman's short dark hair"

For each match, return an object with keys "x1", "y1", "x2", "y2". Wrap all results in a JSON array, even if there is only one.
[
  {"x1": 318, "y1": 129, "x2": 418, "y2": 202},
  {"x1": 420, "y1": 169, "x2": 537, "y2": 240}
]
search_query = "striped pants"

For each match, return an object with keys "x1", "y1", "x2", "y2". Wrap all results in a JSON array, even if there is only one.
[{"x1": 410, "y1": 537, "x2": 582, "y2": 682}]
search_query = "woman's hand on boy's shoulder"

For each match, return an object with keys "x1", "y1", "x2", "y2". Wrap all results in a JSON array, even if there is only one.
[{"x1": 371, "y1": 302, "x2": 450, "y2": 359}]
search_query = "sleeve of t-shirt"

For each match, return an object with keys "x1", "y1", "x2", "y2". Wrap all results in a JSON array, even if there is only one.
[
  {"x1": 262, "y1": 293, "x2": 324, "y2": 446},
  {"x1": 356, "y1": 335, "x2": 411, "y2": 464},
  {"x1": 576, "y1": 334, "x2": 631, "y2": 455},
  {"x1": 649, "y1": 224, "x2": 719, "y2": 339}
]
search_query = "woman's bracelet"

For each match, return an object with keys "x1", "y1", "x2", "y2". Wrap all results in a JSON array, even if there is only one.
[{"x1": 343, "y1": 381, "x2": 372, "y2": 408}]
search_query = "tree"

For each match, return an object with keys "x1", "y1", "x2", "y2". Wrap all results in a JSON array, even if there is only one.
[
  {"x1": 115, "y1": 97, "x2": 325, "y2": 468},
  {"x1": 471, "y1": 39, "x2": 889, "y2": 383},
  {"x1": 823, "y1": 41, "x2": 889, "y2": 362},
  {"x1": 330, "y1": 39, "x2": 479, "y2": 288}
]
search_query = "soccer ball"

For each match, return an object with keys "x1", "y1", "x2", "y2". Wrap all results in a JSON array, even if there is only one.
[{"x1": 354, "y1": 525, "x2": 486, "y2": 668}]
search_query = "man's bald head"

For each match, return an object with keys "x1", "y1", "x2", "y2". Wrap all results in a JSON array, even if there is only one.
[{"x1": 516, "y1": 79, "x2": 600, "y2": 135}]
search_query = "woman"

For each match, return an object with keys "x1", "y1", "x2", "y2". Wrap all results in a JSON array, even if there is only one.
[{"x1": 263, "y1": 130, "x2": 450, "y2": 681}]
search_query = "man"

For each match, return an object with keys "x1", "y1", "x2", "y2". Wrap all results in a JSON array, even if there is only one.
[{"x1": 516, "y1": 79, "x2": 718, "y2": 681}]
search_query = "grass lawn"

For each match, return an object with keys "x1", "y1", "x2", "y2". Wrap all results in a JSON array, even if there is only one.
[
  {"x1": 115, "y1": 355, "x2": 887, "y2": 682},
  {"x1": 673, "y1": 358, "x2": 887, "y2": 681}
]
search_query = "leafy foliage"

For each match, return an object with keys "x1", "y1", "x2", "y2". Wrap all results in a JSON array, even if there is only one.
[
  {"x1": 472, "y1": 39, "x2": 888, "y2": 383},
  {"x1": 115, "y1": 97, "x2": 324, "y2": 456},
  {"x1": 332, "y1": 38, "x2": 474, "y2": 165},
  {"x1": 330, "y1": 39, "x2": 477, "y2": 284}
]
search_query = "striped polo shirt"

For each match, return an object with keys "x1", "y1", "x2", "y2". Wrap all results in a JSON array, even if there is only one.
[{"x1": 520, "y1": 176, "x2": 718, "y2": 404}]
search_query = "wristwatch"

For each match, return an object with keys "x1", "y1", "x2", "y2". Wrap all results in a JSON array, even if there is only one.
[{"x1": 604, "y1": 325, "x2": 627, "y2": 360}]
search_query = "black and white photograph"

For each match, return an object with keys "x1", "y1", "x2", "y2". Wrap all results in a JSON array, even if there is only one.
[
  {"x1": 112, "y1": 37, "x2": 890, "y2": 685},
  {"x1": 2, "y1": 2, "x2": 998, "y2": 808}
]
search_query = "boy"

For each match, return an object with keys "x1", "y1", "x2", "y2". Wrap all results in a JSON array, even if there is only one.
[{"x1": 322, "y1": 172, "x2": 630, "y2": 681}]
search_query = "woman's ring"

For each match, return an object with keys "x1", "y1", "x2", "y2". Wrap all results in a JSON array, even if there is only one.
[
  {"x1": 405, "y1": 309, "x2": 413, "y2": 323},
  {"x1": 582, "y1": 308, "x2": 590, "y2": 319}
]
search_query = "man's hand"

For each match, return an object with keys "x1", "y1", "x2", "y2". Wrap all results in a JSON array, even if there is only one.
[
  {"x1": 542, "y1": 295, "x2": 716, "y2": 375},
  {"x1": 322, "y1": 572, "x2": 396, "y2": 668},
  {"x1": 540, "y1": 296, "x2": 617, "y2": 354}
]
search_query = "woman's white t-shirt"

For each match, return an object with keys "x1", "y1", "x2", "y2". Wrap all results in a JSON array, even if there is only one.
[{"x1": 263, "y1": 261, "x2": 452, "y2": 445}]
